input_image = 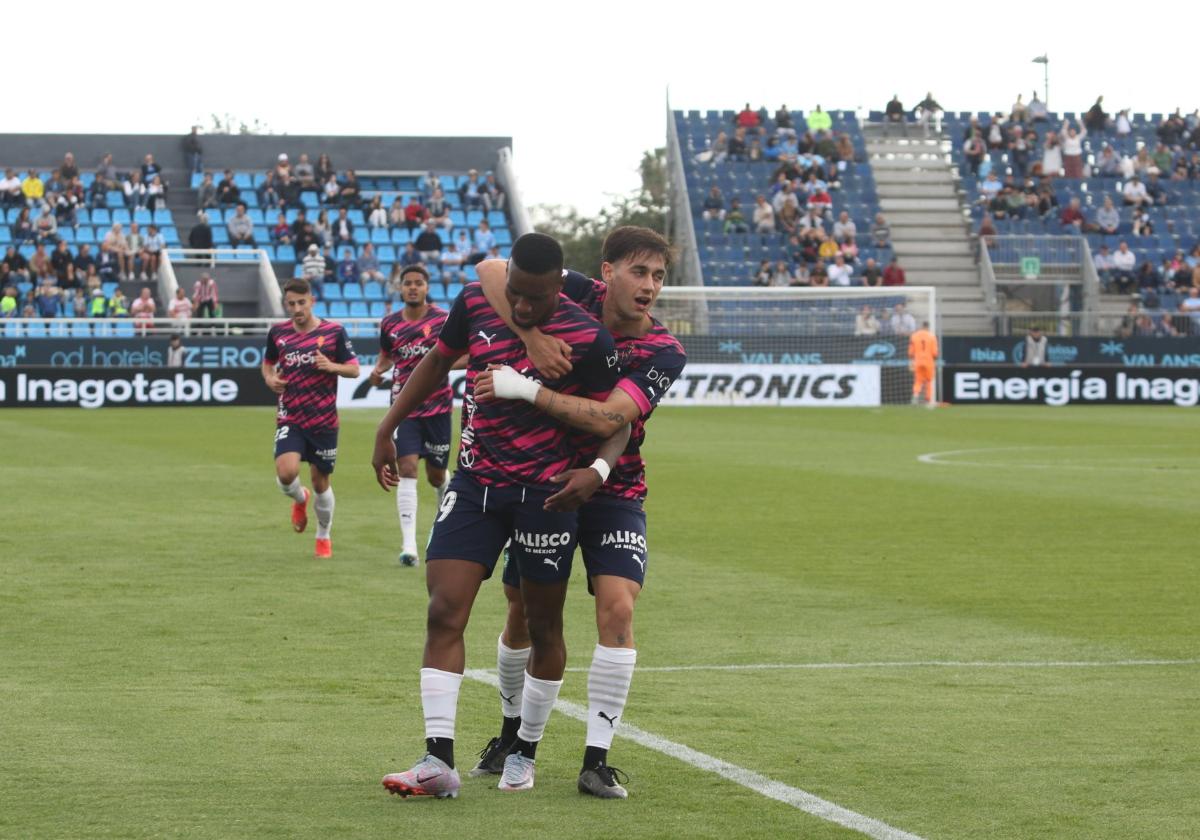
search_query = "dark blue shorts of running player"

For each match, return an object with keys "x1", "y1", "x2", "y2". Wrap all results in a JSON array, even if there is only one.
[
  {"x1": 427, "y1": 472, "x2": 578, "y2": 583},
  {"x1": 273, "y1": 424, "x2": 339, "y2": 475},
  {"x1": 502, "y1": 494, "x2": 648, "y2": 591},
  {"x1": 392, "y1": 412, "x2": 452, "y2": 470}
]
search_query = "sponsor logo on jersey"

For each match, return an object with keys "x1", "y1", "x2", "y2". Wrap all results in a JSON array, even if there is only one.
[
  {"x1": 600, "y1": 530, "x2": 647, "y2": 549},
  {"x1": 513, "y1": 530, "x2": 572, "y2": 549}
]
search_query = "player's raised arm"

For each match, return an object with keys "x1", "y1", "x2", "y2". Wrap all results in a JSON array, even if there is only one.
[{"x1": 478, "y1": 258, "x2": 573, "y2": 378}]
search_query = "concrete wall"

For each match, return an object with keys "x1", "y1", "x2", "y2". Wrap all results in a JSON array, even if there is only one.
[{"x1": 0, "y1": 133, "x2": 512, "y2": 175}]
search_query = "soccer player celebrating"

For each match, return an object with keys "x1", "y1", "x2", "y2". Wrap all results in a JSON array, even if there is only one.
[
  {"x1": 373, "y1": 233, "x2": 626, "y2": 799},
  {"x1": 369, "y1": 264, "x2": 454, "y2": 567},
  {"x1": 261, "y1": 278, "x2": 359, "y2": 558},
  {"x1": 471, "y1": 226, "x2": 687, "y2": 799}
]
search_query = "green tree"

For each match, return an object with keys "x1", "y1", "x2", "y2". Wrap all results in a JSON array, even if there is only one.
[{"x1": 532, "y1": 148, "x2": 668, "y2": 277}]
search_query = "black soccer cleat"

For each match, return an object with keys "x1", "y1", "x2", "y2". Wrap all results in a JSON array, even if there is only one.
[
  {"x1": 578, "y1": 763, "x2": 629, "y2": 799},
  {"x1": 468, "y1": 736, "x2": 514, "y2": 777}
]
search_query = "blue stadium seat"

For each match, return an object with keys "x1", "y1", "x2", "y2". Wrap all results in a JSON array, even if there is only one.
[
  {"x1": 133, "y1": 209, "x2": 152, "y2": 226},
  {"x1": 371, "y1": 227, "x2": 390, "y2": 244},
  {"x1": 353, "y1": 228, "x2": 369, "y2": 245},
  {"x1": 377, "y1": 245, "x2": 396, "y2": 262},
  {"x1": 369, "y1": 301, "x2": 387, "y2": 318},
  {"x1": 391, "y1": 229, "x2": 411, "y2": 245},
  {"x1": 342, "y1": 284, "x2": 363, "y2": 301},
  {"x1": 276, "y1": 244, "x2": 295, "y2": 262},
  {"x1": 323, "y1": 284, "x2": 342, "y2": 301},
  {"x1": 313, "y1": 301, "x2": 329, "y2": 318},
  {"x1": 111, "y1": 209, "x2": 131, "y2": 225},
  {"x1": 329, "y1": 301, "x2": 349, "y2": 318},
  {"x1": 487, "y1": 211, "x2": 506, "y2": 227},
  {"x1": 444, "y1": 282, "x2": 463, "y2": 300},
  {"x1": 363, "y1": 282, "x2": 384, "y2": 301},
  {"x1": 349, "y1": 301, "x2": 369, "y2": 318}
]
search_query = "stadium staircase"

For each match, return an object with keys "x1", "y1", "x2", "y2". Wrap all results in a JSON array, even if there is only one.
[{"x1": 863, "y1": 125, "x2": 991, "y2": 333}]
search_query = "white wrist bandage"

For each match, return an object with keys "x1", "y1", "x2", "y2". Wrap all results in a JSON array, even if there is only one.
[{"x1": 589, "y1": 458, "x2": 611, "y2": 484}]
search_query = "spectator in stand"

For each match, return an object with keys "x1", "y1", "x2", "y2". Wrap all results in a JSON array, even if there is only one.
[
  {"x1": 808, "y1": 105, "x2": 832, "y2": 134},
  {"x1": 34, "y1": 210, "x2": 58, "y2": 246},
  {"x1": 426, "y1": 188, "x2": 452, "y2": 229},
  {"x1": 34, "y1": 283, "x2": 62, "y2": 318},
  {"x1": 1060, "y1": 197, "x2": 1089, "y2": 231},
  {"x1": 1084, "y1": 97, "x2": 1108, "y2": 133},
  {"x1": 357, "y1": 242, "x2": 384, "y2": 284},
  {"x1": 806, "y1": 184, "x2": 833, "y2": 216},
  {"x1": 168, "y1": 287, "x2": 193, "y2": 330},
  {"x1": 723, "y1": 198, "x2": 748, "y2": 234},
  {"x1": 192, "y1": 273, "x2": 218, "y2": 318},
  {"x1": 189, "y1": 211, "x2": 214, "y2": 250},
  {"x1": 73, "y1": 243, "x2": 98, "y2": 290},
  {"x1": 701, "y1": 186, "x2": 725, "y2": 221},
  {"x1": 142, "y1": 225, "x2": 165, "y2": 279},
  {"x1": 1061, "y1": 120, "x2": 1087, "y2": 177},
  {"x1": 1112, "y1": 241, "x2": 1137, "y2": 294},
  {"x1": 889, "y1": 302, "x2": 917, "y2": 335},
  {"x1": 293, "y1": 153, "x2": 315, "y2": 189},
  {"x1": 312, "y1": 210, "x2": 331, "y2": 250},
  {"x1": 11, "y1": 207, "x2": 34, "y2": 244},
  {"x1": 331, "y1": 207, "x2": 354, "y2": 250},
  {"x1": 227, "y1": 203, "x2": 255, "y2": 247},
  {"x1": 1096, "y1": 144, "x2": 1121, "y2": 178},
  {"x1": 315, "y1": 153, "x2": 335, "y2": 185},
  {"x1": 979, "y1": 171, "x2": 1003, "y2": 202},
  {"x1": 141, "y1": 153, "x2": 162, "y2": 185},
  {"x1": 4, "y1": 245, "x2": 30, "y2": 282},
  {"x1": 883, "y1": 256, "x2": 906, "y2": 286},
  {"x1": 414, "y1": 221, "x2": 443, "y2": 262},
  {"x1": 752, "y1": 195, "x2": 775, "y2": 234},
  {"x1": 1009, "y1": 93, "x2": 1028, "y2": 124},
  {"x1": 102, "y1": 223, "x2": 129, "y2": 279},
  {"x1": 809, "y1": 262, "x2": 828, "y2": 286},
  {"x1": 885, "y1": 94, "x2": 906, "y2": 128},
  {"x1": 1093, "y1": 244, "x2": 1116, "y2": 290},
  {"x1": 1040, "y1": 129, "x2": 1063, "y2": 178},
  {"x1": 367, "y1": 195, "x2": 388, "y2": 229},
  {"x1": 257, "y1": 170, "x2": 280, "y2": 209},
  {"x1": 913, "y1": 92, "x2": 943, "y2": 134},
  {"x1": 0, "y1": 168, "x2": 22, "y2": 207},
  {"x1": 183, "y1": 126, "x2": 203, "y2": 173},
  {"x1": 1096, "y1": 196, "x2": 1120, "y2": 235},
  {"x1": 403, "y1": 194, "x2": 427, "y2": 233},
  {"x1": 855, "y1": 305, "x2": 881, "y2": 335},
  {"x1": 872, "y1": 213, "x2": 891, "y2": 248},
  {"x1": 197, "y1": 172, "x2": 218, "y2": 210},
  {"x1": 817, "y1": 232, "x2": 839, "y2": 262},
  {"x1": 0, "y1": 286, "x2": 18, "y2": 318},
  {"x1": 338, "y1": 170, "x2": 361, "y2": 207},
  {"x1": 126, "y1": 223, "x2": 146, "y2": 279},
  {"x1": 124, "y1": 171, "x2": 148, "y2": 209},
  {"x1": 301, "y1": 244, "x2": 326, "y2": 298},
  {"x1": 1144, "y1": 172, "x2": 1169, "y2": 206},
  {"x1": 469, "y1": 219, "x2": 495, "y2": 265},
  {"x1": 727, "y1": 126, "x2": 748, "y2": 162},
  {"x1": 388, "y1": 197, "x2": 405, "y2": 230},
  {"x1": 1122, "y1": 176, "x2": 1149, "y2": 207},
  {"x1": 145, "y1": 174, "x2": 166, "y2": 211},
  {"x1": 131, "y1": 287, "x2": 156, "y2": 332},
  {"x1": 216, "y1": 169, "x2": 240, "y2": 205},
  {"x1": 337, "y1": 247, "x2": 360, "y2": 284},
  {"x1": 963, "y1": 130, "x2": 986, "y2": 176},
  {"x1": 272, "y1": 212, "x2": 292, "y2": 245},
  {"x1": 839, "y1": 236, "x2": 859, "y2": 264},
  {"x1": 22, "y1": 169, "x2": 44, "y2": 207},
  {"x1": 776, "y1": 202, "x2": 800, "y2": 236},
  {"x1": 85, "y1": 287, "x2": 107, "y2": 317},
  {"x1": 321, "y1": 172, "x2": 340, "y2": 205},
  {"x1": 107, "y1": 287, "x2": 130, "y2": 318},
  {"x1": 458, "y1": 169, "x2": 485, "y2": 211},
  {"x1": 832, "y1": 211, "x2": 857, "y2": 241},
  {"x1": 50, "y1": 239, "x2": 74, "y2": 288},
  {"x1": 482, "y1": 172, "x2": 506, "y2": 212},
  {"x1": 860, "y1": 257, "x2": 883, "y2": 287},
  {"x1": 87, "y1": 175, "x2": 109, "y2": 209},
  {"x1": 752, "y1": 259, "x2": 771, "y2": 286},
  {"x1": 440, "y1": 240, "x2": 466, "y2": 285},
  {"x1": 277, "y1": 172, "x2": 302, "y2": 209},
  {"x1": 735, "y1": 102, "x2": 760, "y2": 132},
  {"x1": 827, "y1": 253, "x2": 853, "y2": 286},
  {"x1": 1027, "y1": 92, "x2": 1048, "y2": 123}
]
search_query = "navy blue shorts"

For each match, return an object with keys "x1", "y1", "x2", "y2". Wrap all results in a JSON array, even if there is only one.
[
  {"x1": 502, "y1": 494, "x2": 647, "y2": 590},
  {"x1": 426, "y1": 472, "x2": 578, "y2": 582},
  {"x1": 393, "y1": 412, "x2": 452, "y2": 469},
  {"x1": 273, "y1": 424, "x2": 338, "y2": 475}
]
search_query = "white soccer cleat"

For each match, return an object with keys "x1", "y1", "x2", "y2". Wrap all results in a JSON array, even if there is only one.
[
  {"x1": 497, "y1": 752, "x2": 535, "y2": 791},
  {"x1": 381, "y1": 754, "x2": 460, "y2": 799}
]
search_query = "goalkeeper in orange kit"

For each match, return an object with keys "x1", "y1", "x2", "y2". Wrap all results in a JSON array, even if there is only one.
[{"x1": 908, "y1": 321, "x2": 938, "y2": 406}]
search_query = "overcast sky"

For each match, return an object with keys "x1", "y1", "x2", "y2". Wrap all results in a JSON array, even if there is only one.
[{"x1": 7, "y1": 1, "x2": 1194, "y2": 214}]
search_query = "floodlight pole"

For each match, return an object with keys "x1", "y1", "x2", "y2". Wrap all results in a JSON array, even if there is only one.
[{"x1": 1032, "y1": 55, "x2": 1049, "y2": 106}]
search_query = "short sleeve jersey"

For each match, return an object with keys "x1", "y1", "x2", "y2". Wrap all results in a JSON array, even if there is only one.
[
  {"x1": 435, "y1": 283, "x2": 618, "y2": 488},
  {"x1": 378, "y1": 305, "x2": 452, "y2": 417},
  {"x1": 264, "y1": 319, "x2": 357, "y2": 431},
  {"x1": 908, "y1": 328, "x2": 939, "y2": 365},
  {"x1": 562, "y1": 272, "x2": 688, "y2": 501}
]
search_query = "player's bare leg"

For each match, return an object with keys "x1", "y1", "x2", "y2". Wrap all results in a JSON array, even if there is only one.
[
  {"x1": 395, "y1": 454, "x2": 421, "y2": 567},
  {"x1": 470, "y1": 583, "x2": 530, "y2": 777},
  {"x1": 578, "y1": 574, "x2": 640, "y2": 799},
  {"x1": 274, "y1": 452, "x2": 310, "y2": 533},
  {"x1": 498, "y1": 578, "x2": 569, "y2": 791},
  {"x1": 426, "y1": 462, "x2": 450, "y2": 514},
  {"x1": 310, "y1": 466, "x2": 333, "y2": 557}
]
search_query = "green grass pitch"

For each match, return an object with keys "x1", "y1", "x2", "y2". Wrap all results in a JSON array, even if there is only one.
[{"x1": 2, "y1": 405, "x2": 1197, "y2": 839}]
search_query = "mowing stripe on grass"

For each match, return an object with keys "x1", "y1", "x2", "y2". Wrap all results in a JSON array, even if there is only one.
[
  {"x1": 464, "y1": 669, "x2": 926, "y2": 840},
  {"x1": 578, "y1": 659, "x2": 1200, "y2": 673}
]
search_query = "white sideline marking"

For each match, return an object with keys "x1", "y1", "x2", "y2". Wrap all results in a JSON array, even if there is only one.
[
  {"x1": 568, "y1": 659, "x2": 1200, "y2": 674},
  {"x1": 916, "y1": 444, "x2": 1200, "y2": 471},
  {"x1": 464, "y1": 669, "x2": 926, "y2": 840}
]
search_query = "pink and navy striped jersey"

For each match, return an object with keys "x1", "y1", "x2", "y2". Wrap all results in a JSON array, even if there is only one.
[
  {"x1": 562, "y1": 272, "x2": 688, "y2": 501},
  {"x1": 378, "y1": 305, "x2": 452, "y2": 417},
  {"x1": 264, "y1": 319, "x2": 358, "y2": 431},
  {"x1": 435, "y1": 283, "x2": 618, "y2": 488}
]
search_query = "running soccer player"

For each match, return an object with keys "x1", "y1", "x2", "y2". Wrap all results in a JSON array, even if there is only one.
[
  {"x1": 261, "y1": 277, "x2": 359, "y2": 558},
  {"x1": 908, "y1": 320, "x2": 938, "y2": 407},
  {"x1": 369, "y1": 264, "x2": 454, "y2": 567},
  {"x1": 470, "y1": 226, "x2": 686, "y2": 799},
  {"x1": 373, "y1": 233, "x2": 626, "y2": 799}
]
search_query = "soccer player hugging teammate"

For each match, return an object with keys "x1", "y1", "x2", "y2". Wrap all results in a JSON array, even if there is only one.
[
  {"x1": 262, "y1": 277, "x2": 359, "y2": 558},
  {"x1": 471, "y1": 226, "x2": 687, "y2": 799},
  {"x1": 369, "y1": 264, "x2": 458, "y2": 567},
  {"x1": 372, "y1": 233, "x2": 628, "y2": 799}
]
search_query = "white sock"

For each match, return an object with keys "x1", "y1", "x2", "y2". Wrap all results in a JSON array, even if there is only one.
[
  {"x1": 516, "y1": 673, "x2": 563, "y2": 744},
  {"x1": 397, "y1": 477, "x2": 418, "y2": 554},
  {"x1": 314, "y1": 488, "x2": 334, "y2": 539},
  {"x1": 420, "y1": 667, "x2": 463, "y2": 740},
  {"x1": 277, "y1": 476, "x2": 306, "y2": 503},
  {"x1": 585, "y1": 645, "x2": 636, "y2": 750},
  {"x1": 497, "y1": 635, "x2": 531, "y2": 720}
]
